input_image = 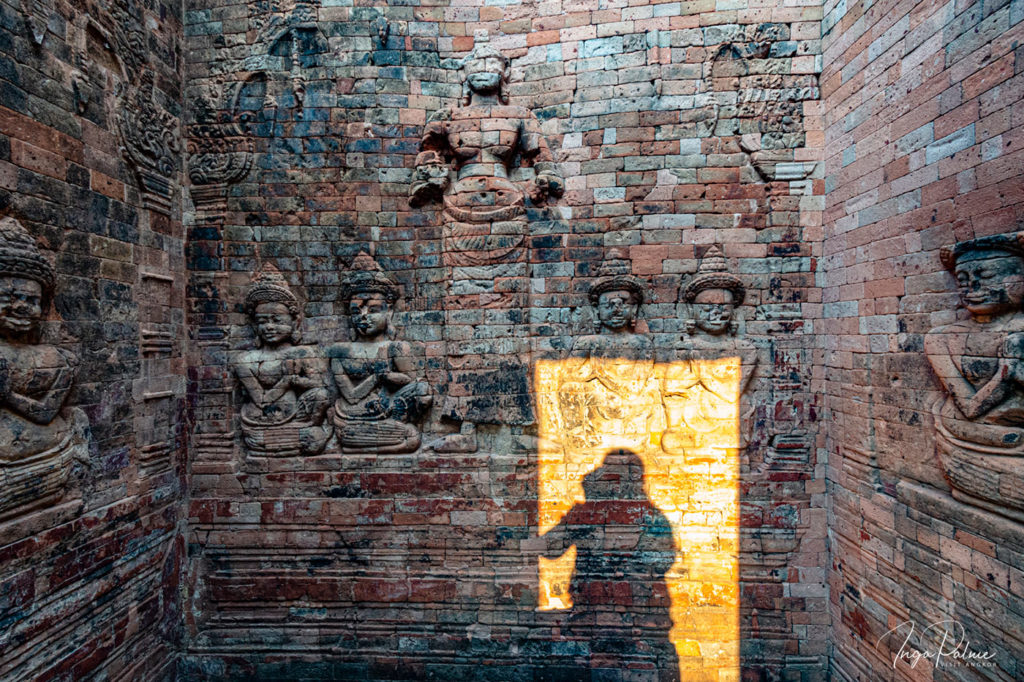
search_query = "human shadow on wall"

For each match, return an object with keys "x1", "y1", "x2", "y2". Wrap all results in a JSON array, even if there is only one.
[{"x1": 540, "y1": 449, "x2": 680, "y2": 682}]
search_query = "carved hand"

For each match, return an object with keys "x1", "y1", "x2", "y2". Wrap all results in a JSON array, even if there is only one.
[
  {"x1": 528, "y1": 172, "x2": 565, "y2": 203},
  {"x1": 384, "y1": 371, "x2": 412, "y2": 387},
  {"x1": 410, "y1": 153, "x2": 450, "y2": 207}
]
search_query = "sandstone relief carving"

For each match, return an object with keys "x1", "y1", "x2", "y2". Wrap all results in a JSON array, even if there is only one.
[
  {"x1": 233, "y1": 267, "x2": 333, "y2": 457},
  {"x1": 328, "y1": 253, "x2": 432, "y2": 454},
  {"x1": 0, "y1": 217, "x2": 89, "y2": 519},
  {"x1": 411, "y1": 39, "x2": 563, "y2": 452},
  {"x1": 663, "y1": 245, "x2": 758, "y2": 458},
  {"x1": 926, "y1": 232, "x2": 1024, "y2": 522},
  {"x1": 558, "y1": 253, "x2": 665, "y2": 455}
]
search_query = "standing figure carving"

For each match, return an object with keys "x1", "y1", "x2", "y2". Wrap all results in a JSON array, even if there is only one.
[
  {"x1": 663, "y1": 246, "x2": 758, "y2": 459},
  {"x1": 558, "y1": 253, "x2": 664, "y2": 455},
  {"x1": 0, "y1": 216, "x2": 89, "y2": 518},
  {"x1": 410, "y1": 38, "x2": 563, "y2": 452},
  {"x1": 232, "y1": 267, "x2": 333, "y2": 457},
  {"x1": 328, "y1": 253, "x2": 432, "y2": 454},
  {"x1": 925, "y1": 232, "x2": 1024, "y2": 522}
]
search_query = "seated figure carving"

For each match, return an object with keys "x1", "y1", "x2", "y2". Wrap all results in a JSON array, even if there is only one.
[
  {"x1": 329, "y1": 253, "x2": 432, "y2": 454},
  {"x1": 925, "y1": 232, "x2": 1024, "y2": 521},
  {"x1": 0, "y1": 216, "x2": 88, "y2": 517},
  {"x1": 663, "y1": 245, "x2": 758, "y2": 459},
  {"x1": 233, "y1": 267, "x2": 333, "y2": 457},
  {"x1": 558, "y1": 253, "x2": 664, "y2": 454}
]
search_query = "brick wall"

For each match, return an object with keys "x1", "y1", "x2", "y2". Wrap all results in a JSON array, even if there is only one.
[
  {"x1": 0, "y1": 0, "x2": 186, "y2": 679},
  {"x1": 821, "y1": 0, "x2": 1024, "y2": 676},
  {"x1": 182, "y1": 0, "x2": 828, "y2": 678}
]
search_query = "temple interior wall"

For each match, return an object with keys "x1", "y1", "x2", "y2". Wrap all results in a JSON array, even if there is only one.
[
  {"x1": 0, "y1": 0, "x2": 187, "y2": 679},
  {"x1": 0, "y1": 0, "x2": 1021, "y2": 679},
  {"x1": 821, "y1": 0, "x2": 1024, "y2": 678}
]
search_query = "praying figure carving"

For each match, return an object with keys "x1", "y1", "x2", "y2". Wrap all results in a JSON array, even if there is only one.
[
  {"x1": 0, "y1": 216, "x2": 89, "y2": 518},
  {"x1": 663, "y1": 246, "x2": 758, "y2": 460},
  {"x1": 558, "y1": 253, "x2": 665, "y2": 455},
  {"x1": 925, "y1": 232, "x2": 1024, "y2": 522},
  {"x1": 232, "y1": 267, "x2": 333, "y2": 457},
  {"x1": 328, "y1": 253, "x2": 432, "y2": 454}
]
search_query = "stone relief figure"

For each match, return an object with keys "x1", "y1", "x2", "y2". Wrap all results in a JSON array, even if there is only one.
[
  {"x1": 0, "y1": 216, "x2": 89, "y2": 518},
  {"x1": 663, "y1": 246, "x2": 758, "y2": 458},
  {"x1": 925, "y1": 232, "x2": 1024, "y2": 522},
  {"x1": 558, "y1": 253, "x2": 665, "y2": 455},
  {"x1": 410, "y1": 38, "x2": 564, "y2": 452},
  {"x1": 328, "y1": 253, "x2": 432, "y2": 454},
  {"x1": 232, "y1": 267, "x2": 333, "y2": 457}
]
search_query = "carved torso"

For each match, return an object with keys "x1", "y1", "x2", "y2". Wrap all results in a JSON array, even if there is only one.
[
  {"x1": 927, "y1": 316, "x2": 1024, "y2": 425},
  {"x1": 233, "y1": 344, "x2": 322, "y2": 425},
  {"x1": 0, "y1": 342, "x2": 76, "y2": 405}
]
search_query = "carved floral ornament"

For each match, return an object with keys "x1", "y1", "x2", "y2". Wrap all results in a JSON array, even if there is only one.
[
  {"x1": 926, "y1": 231, "x2": 1024, "y2": 522},
  {"x1": 186, "y1": 78, "x2": 257, "y2": 212}
]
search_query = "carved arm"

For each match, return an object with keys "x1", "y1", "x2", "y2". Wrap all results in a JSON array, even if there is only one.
[{"x1": 925, "y1": 332, "x2": 1012, "y2": 420}]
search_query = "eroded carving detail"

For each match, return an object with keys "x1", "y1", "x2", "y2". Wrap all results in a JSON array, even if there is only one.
[
  {"x1": 232, "y1": 267, "x2": 333, "y2": 457},
  {"x1": 328, "y1": 253, "x2": 432, "y2": 454},
  {"x1": 411, "y1": 39, "x2": 564, "y2": 261},
  {"x1": 0, "y1": 217, "x2": 89, "y2": 519},
  {"x1": 118, "y1": 71, "x2": 181, "y2": 215},
  {"x1": 20, "y1": 0, "x2": 48, "y2": 45},
  {"x1": 663, "y1": 245, "x2": 758, "y2": 458},
  {"x1": 412, "y1": 39, "x2": 563, "y2": 452},
  {"x1": 187, "y1": 79, "x2": 255, "y2": 213},
  {"x1": 926, "y1": 232, "x2": 1024, "y2": 522},
  {"x1": 558, "y1": 253, "x2": 664, "y2": 455}
]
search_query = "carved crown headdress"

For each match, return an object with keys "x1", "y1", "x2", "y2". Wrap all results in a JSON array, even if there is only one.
[
  {"x1": 245, "y1": 265, "x2": 300, "y2": 317},
  {"x1": 461, "y1": 35, "x2": 510, "y2": 104},
  {"x1": 341, "y1": 252, "x2": 400, "y2": 304},
  {"x1": 0, "y1": 216, "x2": 56, "y2": 296},
  {"x1": 588, "y1": 249, "x2": 645, "y2": 305},
  {"x1": 682, "y1": 245, "x2": 745, "y2": 305},
  {"x1": 939, "y1": 231, "x2": 1024, "y2": 273}
]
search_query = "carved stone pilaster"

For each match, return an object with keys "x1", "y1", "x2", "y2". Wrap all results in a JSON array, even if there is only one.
[
  {"x1": 187, "y1": 83, "x2": 255, "y2": 214},
  {"x1": 118, "y1": 71, "x2": 181, "y2": 215}
]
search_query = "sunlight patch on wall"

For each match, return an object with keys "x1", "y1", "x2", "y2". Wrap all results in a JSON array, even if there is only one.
[{"x1": 536, "y1": 358, "x2": 740, "y2": 677}]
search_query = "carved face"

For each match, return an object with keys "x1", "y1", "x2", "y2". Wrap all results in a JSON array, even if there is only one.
[
  {"x1": 954, "y1": 250, "x2": 1024, "y2": 319},
  {"x1": 692, "y1": 288, "x2": 735, "y2": 335},
  {"x1": 0, "y1": 276, "x2": 44, "y2": 339},
  {"x1": 253, "y1": 302, "x2": 296, "y2": 346},
  {"x1": 463, "y1": 55, "x2": 506, "y2": 94},
  {"x1": 597, "y1": 289, "x2": 639, "y2": 332},
  {"x1": 349, "y1": 293, "x2": 390, "y2": 339}
]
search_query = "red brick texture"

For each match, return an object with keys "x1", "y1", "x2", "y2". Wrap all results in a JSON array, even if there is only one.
[{"x1": 823, "y1": 0, "x2": 1024, "y2": 676}]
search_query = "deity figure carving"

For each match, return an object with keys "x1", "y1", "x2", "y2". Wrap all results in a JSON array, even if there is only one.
[
  {"x1": 328, "y1": 253, "x2": 432, "y2": 454},
  {"x1": 409, "y1": 40, "x2": 564, "y2": 242},
  {"x1": 925, "y1": 232, "x2": 1024, "y2": 522},
  {"x1": 411, "y1": 38, "x2": 564, "y2": 452},
  {"x1": 663, "y1": 246, "x2": 758, "y2": 459},
  {"x1": 232, "y1": 267, "x2": 333, "y2": 457},
  {"x1": 0, "y1": 216, "x2": 89, "y2": 518},
  {"x1": 558, "y1": 254, "x2": 665, "y2": 455}
]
